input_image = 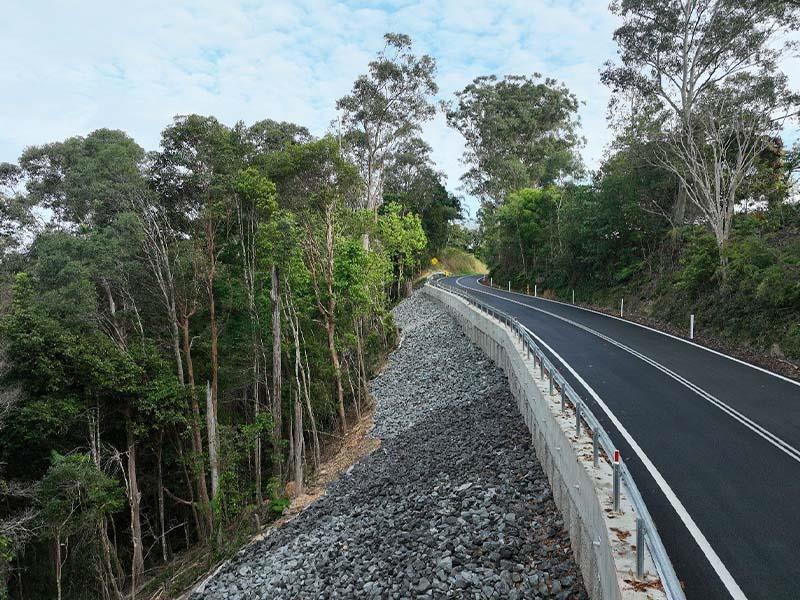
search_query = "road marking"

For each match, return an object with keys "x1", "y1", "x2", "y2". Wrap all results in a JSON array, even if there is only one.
[
  {"x1": 470, "y1": 276, "x2": 800, "y2": 388},
  {"x1": 447, "y1": 277, "x2": 748, "y2": 600},
  {"x1": 455, "y1": 277, "x2": 800, "y2": 464}
]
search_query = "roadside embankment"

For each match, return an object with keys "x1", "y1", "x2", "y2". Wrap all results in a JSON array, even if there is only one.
[
  {"x1": 424, "y1": 282, "x2": 670, "y2": 600},
  {"x1": 191, "y1": 292, "x2": 587, "y2": 599}
]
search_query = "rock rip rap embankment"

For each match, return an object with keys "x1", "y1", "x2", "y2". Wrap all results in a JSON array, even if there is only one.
[{"x1": 192, "y1": 292, "x2": 587, "y2": 599}]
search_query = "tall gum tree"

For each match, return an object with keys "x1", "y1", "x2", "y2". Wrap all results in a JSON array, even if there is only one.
[
  {"x1": 152, "y1": 115, "x2": 242, "y2": 520},
  {"x1": 444, "y1": 74, "x2": 584, "y2": 205},
  {"x1": 267, "y1": 138, "x2": 362, "y2": 434},
  {"x1": 337, "y1": 33, "x2": 438, "y2": 246},
  {"x1": 601, "y1": 0, "x2": 799, "y2": 230}
]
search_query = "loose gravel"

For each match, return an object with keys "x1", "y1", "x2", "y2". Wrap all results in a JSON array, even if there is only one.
[{"x1": 192, "y1": 292, "x2": 587, "y2": 599}]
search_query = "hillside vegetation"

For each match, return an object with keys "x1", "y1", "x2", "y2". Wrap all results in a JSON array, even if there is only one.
[
  {"x1": 418, "y1": 246, "x2": 488, "y2": 280},
  {"x1": 466, "y1": 2, "x2": 800, "y2": 368},
  {"x1": 0, "y1": 34, "x2": 462, "y2": 600}
]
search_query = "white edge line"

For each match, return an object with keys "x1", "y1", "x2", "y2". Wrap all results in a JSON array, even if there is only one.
[
  {"x1": 443, "y1": 280, "x2": 747, "y2": 599},
  {"x1": 469, "y1": 276, "x2": 800, "y2": 388},
  {"x1": 522, "y1": 324, "x2": 747, "y2": 600},
  {"x1": 470, "y1": 278, "x2": 800, "y2": 463},
  {"x1": 458, "y1": 276, "x2": 800, "y2": 462}
]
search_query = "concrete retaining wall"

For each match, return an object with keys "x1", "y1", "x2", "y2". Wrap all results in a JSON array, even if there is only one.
[{"x1": 424, "y1": 284, "x2": 666, "y2": 600}]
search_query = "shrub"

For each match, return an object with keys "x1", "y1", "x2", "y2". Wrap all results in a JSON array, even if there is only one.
[{"x1": 675, "y1": 231, "x2": 718, "y2": 297}]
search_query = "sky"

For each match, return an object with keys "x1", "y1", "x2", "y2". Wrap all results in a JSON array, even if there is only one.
[{"x1": 1, "y1": 1, "x2": 797, "y2": 220}]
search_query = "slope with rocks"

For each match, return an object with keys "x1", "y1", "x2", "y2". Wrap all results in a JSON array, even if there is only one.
[{"x1": 192, "y1": 292, "x2": 586, "y2": 599}]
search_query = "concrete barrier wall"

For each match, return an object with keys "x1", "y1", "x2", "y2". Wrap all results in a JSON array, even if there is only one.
[{"x1": 424, "y1": 284, "x2": 666, "y2": 600}]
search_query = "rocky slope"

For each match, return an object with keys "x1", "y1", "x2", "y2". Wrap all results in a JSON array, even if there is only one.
[{"x1": 192, "y1": 292, "x2": 586, "y2": 599}]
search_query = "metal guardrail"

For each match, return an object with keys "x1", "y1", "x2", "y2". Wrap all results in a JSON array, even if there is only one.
[{"x1": 429, "y1": 277, "x2": 685, "y2": 600}]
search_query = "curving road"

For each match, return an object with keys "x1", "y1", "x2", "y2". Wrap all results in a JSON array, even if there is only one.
[{"x1": 440, "y1": 275, "x2": 800, "y2": 600}]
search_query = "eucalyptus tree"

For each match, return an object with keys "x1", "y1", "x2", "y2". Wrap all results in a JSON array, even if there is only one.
[
  {"x1": 267, "y1": 138, "x2": 362, "y2": 433},
  {"x1": 152, "y1": 115, "x2": 242, "y2": 526},
  {"x1": 19, "y1": 129, "x2": 146, "y2": 227},
  {"x1": 383, "y1": 137, "x2": 461, "y2": 252},
  {"x1": 602, "y1": 0, "x2": 800, "y2": 229},
  {"x1": 244, "y1": 118, "x2": 311, "y2": 463},
  {"x1": 233, "y1": 167, "x2": 276, "y2": 502},
  {"x1": 444, "y1": 74, "x2": 583, "y2": 204},
  {"x1": 336, "y1": 33, "x2": 438, "y2": 234},
  {"x1": 0, "y1": 164, "x2": 34, "y2": 262}
]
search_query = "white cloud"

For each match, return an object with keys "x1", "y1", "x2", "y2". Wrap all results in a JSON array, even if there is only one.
[{"x1": 2, "y1": 0, "x2": 797, "y2": 220}]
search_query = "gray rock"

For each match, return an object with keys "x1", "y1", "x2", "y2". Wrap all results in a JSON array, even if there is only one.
[{"x1": 191, "y1": 292, "x2": 587, "y2": 600}]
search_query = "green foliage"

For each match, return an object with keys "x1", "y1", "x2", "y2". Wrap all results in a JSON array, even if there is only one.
[
  {"x1": 674, "y1": 231, "x2": 719, "y2": 297},
  {"x1": 382, "y1": 137, "x2": 461, "y2": 252},
  {"x1": 445, "y1": 74, "x2": 583, "y2": 202},
  {"x1": 19, "y1": 129, "x2": 146, "y2": 227},
  {"x1": 37, "y1": 453, "x2": 124, "y2": 537},
  {"x1": 266, "y1": 477, "x2": 290, "y2": 515},
  {"x1": 236, "y1": 167, "x2": 277, "y2": 216},
  {"x1": 377, "y1": 202, "x2": 427, "y2": 277}
]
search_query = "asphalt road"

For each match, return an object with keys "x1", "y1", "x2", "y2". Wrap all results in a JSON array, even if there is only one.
[{"x1": 440, "y1": 275, "x2": 800, "y2": 600}]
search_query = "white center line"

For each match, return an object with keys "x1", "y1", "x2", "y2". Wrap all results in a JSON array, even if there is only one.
[
  {"x1": 455, "y1": 277, "x2": 800, "y2": 464},
  {"x1": 451, "y1": 276, "x2": 748, "y2": 599}
]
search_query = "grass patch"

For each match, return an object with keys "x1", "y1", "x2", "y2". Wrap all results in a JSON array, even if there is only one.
[{"x1": 422, "y1": 247, "x2": 487, "y2": 278}]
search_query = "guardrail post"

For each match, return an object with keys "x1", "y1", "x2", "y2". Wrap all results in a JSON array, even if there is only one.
[
  {"x1": 636, "y1": 518, "x2": 645, "y2": 579},
  {"x1": 430, "y1": 283, "x2": 685, "y2": 600},
  {"x1": 613, "y1": 450, "x2": 621, "y2": 512}
]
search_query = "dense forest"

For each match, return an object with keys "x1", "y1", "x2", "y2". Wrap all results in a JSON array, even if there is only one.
[
  {"x1": 3, "y1": 1, "x2": 800, "y2": 598},
  {"x1": 0, "y1": 34, "x2": 462, "y2": 599},
  {"x1": 467, "y1": 1, "x2": 800, "y2": 364}
]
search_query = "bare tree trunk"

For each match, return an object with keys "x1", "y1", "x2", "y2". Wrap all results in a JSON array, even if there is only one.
[
  {"x1": 205, "y1": 382, "x2": 220, "y2": 504},
  {"x1": 174, "y1": 434, "x2": 202, "y2": 540},
  {"x1": 673, "y1": 180, "x2": 688, "y2": 226},
  {"x1": 270, "y1": 264, "x2": 282, "y2": 474},
  {"x1": 285, "y1": 294, "x2": 307, "y2": 492},
  {"x1": 292, "y1": 391, "x2": 303, "y2": 495},
  {"x1": 292, "y1": 305, "x2": 320, "y2": 472},
  {"x1": 305, "y1": 204, "x2": 346, "y2": 433},
  {"x1": 156, "y1": 432, "x2": 168, "y2": 563},
  {"x1": 344, "y1": 355, "x2": 361, "y2": 421},
  {"x1": 55, "y1": 537, "x2": 63, "y2": 600},
  {"x1": 171, "y1": 317, "x2": 184, "y2": 386},
  {"x1": 253, "y1": 355, "x2": 262, "y2": 504},
  {"x1": 89, "y1": 411, "x2": 123, "y2": 599},
  {"x1": 238, "y1": 201, "x2": 263, "y2": 503},
  {"x1": 180, "y1": 313, "x2": 212, "y2": 537},
  {"x1": 98, "y1": 520, "x2": 123, "y2": 600},
  {"x1": 324, "y1": 207, "x2": 346, "y2": 433},
  {"x1": 203, "y1": 216, "x2": 223, "y2": 544},
  {"x1": 326, "y1": 318, "x2": 347, "y2": 434},
  {"x1": 355, "y1": 318, "x2": 369, "y2": 409},
  {"x1": 125, "y1": 406, "x2": 144, "y2": 598}
]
